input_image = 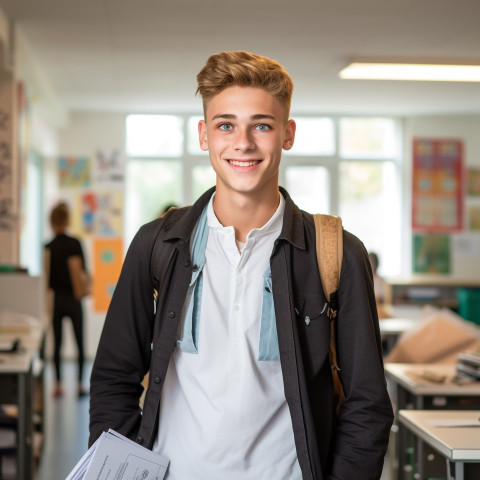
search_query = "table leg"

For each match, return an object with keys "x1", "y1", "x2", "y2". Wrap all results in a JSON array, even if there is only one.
[
  {"x1": 395, "y1": 385, "x2": 411, "y2": 480},
  {"x1": 17, "y1": 367, "x2": 33, "y2": 480},
  {"x1": 454, "y1": 460, "x2": 464, "y2": 480}
]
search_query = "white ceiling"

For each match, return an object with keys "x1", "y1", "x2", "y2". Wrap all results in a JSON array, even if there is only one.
[{"x1": 1, "y1": 0, "x2": 480, "y2": 116}]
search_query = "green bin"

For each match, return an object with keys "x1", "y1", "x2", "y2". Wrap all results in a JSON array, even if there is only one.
[{"x1": 457, "y1": 288, "x2": 480, "y2": 325}]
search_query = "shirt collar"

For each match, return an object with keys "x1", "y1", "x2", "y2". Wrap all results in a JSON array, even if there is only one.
[
  {"x1": 163, "y1": 186, "x2": 306, "y2": 251},
  {"x1": 207, "y1": 192, "x2": 285, "y2": 239},
  {"x1": 276, "y1": 186, "x2": 306, "y2": 251}
]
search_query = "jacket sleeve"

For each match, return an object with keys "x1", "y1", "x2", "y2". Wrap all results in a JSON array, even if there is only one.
[
  {"x1": 89, "y1": 222, "x2": 158, "y2": 447},
  {"x1": 326, "y1": 232, "x2": 394, "y2": 479}
]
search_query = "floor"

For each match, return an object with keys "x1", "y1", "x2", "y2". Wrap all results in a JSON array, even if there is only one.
[
  {"x1": 3, "y1": 359, "x2": 392, "y2": 479},
  {"x1": 35, "y1": 360, "x2": 91, "y2": 480}
]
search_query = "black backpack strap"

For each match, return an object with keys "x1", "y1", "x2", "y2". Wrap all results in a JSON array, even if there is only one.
[{"x1": 150, "y1": 206, "x2": 190, "y2": 304}]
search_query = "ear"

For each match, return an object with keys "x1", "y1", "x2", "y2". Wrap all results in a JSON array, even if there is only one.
[
  {"x1": 198, "y1": 119, "x2": 208, "y2": 151},
  {"x1": 282, "y1": 119, "x2": 296, "y2": 151}
]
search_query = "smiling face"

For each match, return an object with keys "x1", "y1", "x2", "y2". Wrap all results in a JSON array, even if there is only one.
[{"x1": 198, "y1": 86, "x2": 295, "y2": 203}]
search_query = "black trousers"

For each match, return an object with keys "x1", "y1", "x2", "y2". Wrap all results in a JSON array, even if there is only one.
[{"x1": 52, "y1": 291, "x2": 84, "y2": 382}]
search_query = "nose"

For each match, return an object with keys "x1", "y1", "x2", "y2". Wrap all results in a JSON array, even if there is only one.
[{"x1": 234, "y1": 127, "x2": 255, "y2": 152}]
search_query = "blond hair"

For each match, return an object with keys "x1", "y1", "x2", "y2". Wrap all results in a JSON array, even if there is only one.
[{"x1": 196, "y1": 51, "x2": 294, "y2": 119}]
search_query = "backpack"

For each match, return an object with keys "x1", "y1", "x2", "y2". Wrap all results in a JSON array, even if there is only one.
[
  {"x1": 150, "y1": 206, "x2": 190, "y2": 304},
  {"x1": 150, "y1": 208, "x2": 344, "y2": 412},
  {"x1": 313, "y1": 214, "x2": 344, "y2": 413}
]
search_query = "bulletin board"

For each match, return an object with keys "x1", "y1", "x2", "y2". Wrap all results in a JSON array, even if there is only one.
[
  {"x1": 412, "y1": 138, "x2": 464, "y2": 232},
  {"x1": 412, "y1": 234, "x2": 451, "y2": 274},
  {"x1": 54, "y1": 149, "x2": 126, "y2": 312}
]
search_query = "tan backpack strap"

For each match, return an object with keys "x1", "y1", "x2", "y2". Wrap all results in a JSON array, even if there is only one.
[
  {"x1": 313, "y1": 214, "x2": 343, "y2": 380},
  {"x1": 313, "y1": 214, "x2": 343, "y2": 314}
]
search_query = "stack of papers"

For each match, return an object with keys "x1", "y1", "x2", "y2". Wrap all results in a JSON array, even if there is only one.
[
  {"x1": 456, "y1": 350, "x2": 480, "y2": 381},
  {"x1": 425, "y1": 418, "x2": 480, "y2": 428},
  {"x1": 66, "y1": 429, "x2": 169, "y2": 480},
  {"x1": 0, "y1": 311, "x2": 38, "y2": 334}
]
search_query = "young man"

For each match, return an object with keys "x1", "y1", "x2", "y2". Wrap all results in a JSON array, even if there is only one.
[{"x1": 89, "y1": 51, "x2": 393, "y2": 479}]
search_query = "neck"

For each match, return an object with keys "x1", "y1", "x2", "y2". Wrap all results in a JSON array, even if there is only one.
[
  {"x1": 53, "y1": 227, "x2": 67, "y2": 235},
  {"x1": 212, "y1": 188, "x2": 280, "y2": 243}
]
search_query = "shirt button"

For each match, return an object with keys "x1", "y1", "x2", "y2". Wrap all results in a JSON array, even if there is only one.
[
  {"x1": 168, "y1": 311, "x2": 175, "y2": 318},
  {"x1": 155, "y1": 376, "x2": 161, "y2": 384},
  {"x1": 136, "y1": 436, "x2": 143, "y2": 444},
  {"x1": 192, "y1": 264, "x2": 199, "y2": 272}
]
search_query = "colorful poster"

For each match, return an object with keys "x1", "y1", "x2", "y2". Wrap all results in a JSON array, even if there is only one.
[
  {"x1": 412, "y1": 139, "x2": 463, "y2": 232},
  {"x1": 467, "y1": 168, "x2": 480, "y2": 196},
  {"x1": 95, "y1": 190, "x2": 123, "y2": 236},
  {"x1": 94, "y1": 149, "x2": 125, "y2": 186},
  {"x1": 80, "y1": 191, "x2": 98, "y2": 234},
  {"x1": 76, "y1": 190, "x2": 123, "y2": 236},
  {"x1": 468, "y1": 204, "x2": 480, "y2": 231},
  {"x1": 58, "y1": 156, "x2": 91, "y2": 187},
  {"x1": 92, "y1": 237, "x2": 123, "y2": 312},
  {"x1": 412, "y1": 234, "x2": 451, "y2": 274}
]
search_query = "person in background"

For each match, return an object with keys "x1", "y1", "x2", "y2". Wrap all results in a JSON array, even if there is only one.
[
  {"x1": 368, "y1": 252, "x2": 387, "y2": 304},
  {"x1": 369, "y1": 251, "x2": 390, "y2": 320},
  {"x1": 90, "y1": 51, "x2": 393, "y2": 479},
  {"x1": 45, "y1": 202, "x2": 88, "y2": 398}
]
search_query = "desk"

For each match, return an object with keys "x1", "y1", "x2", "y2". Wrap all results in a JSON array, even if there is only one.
[
  {"x1": 385, "y1": 278, "x2": 480, "y2": 310},
  {"x1": 385, "y1": 363, "x2": 480, "y2": 480},
  {"x1": 398, "y1": 410, "x2": 480, "y2": 480},
  {"x1": 0, "y1": 317, "x2": 47, "y2": 480},
  {"x1": 379, "y1": 318, "x2": 418, "y2": 354}
]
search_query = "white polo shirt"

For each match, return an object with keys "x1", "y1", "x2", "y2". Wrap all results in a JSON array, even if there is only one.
[{"x1": 153, "y1": 193, "x2": 301, "y2": 479}]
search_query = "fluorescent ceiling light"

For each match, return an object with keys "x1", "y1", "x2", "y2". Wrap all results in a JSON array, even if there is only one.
[{"x1": 339, "y1": 62, "x2": 480, "y2": 82}]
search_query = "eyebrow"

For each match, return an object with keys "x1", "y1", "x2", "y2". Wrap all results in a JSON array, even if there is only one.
[{"x1": 211, "y1": 113, "x2": 277, "y2": 121}]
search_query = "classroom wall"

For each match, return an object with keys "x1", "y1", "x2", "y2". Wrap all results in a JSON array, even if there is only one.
[
  {"x1": 58, "y1": 112, "x2": 126, "y2": 155},
  {"x1": 404, "y1": 115, "x2": 480, "y2": 281},
  {"x1": 6, "y1": 11, "x2": 480, "y2": 359},
  {"x1": 9, "y1": 27, "x2": 69, "y2": 360},
  {"x1": 45, "y1": 112, "x2": 128, "y2": 360}
]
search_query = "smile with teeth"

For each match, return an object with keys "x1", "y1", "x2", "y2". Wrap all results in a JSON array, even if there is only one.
[{"x1": 228, "y1": 160, "x2": 260, "y2": 167}]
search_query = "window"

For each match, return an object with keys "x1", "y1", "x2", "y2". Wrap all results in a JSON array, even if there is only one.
[
  {"x1": 284, "y1": 166, "x2": 329, "y2": 213},
  {"x1": 125, "y1": 160, "x2": 182, "y2": 246},
  {"x1": 187, "y1": 116, "x2": 208, "y2": 156},
  {"x1": 339, "y1": 117, "x2": 396, "y2": 159},
  {"x1": 282, "y1": 116, "x2": 401, "y2": 277},
  {"x1": 125, "y1": 114, "x2": 403, "y2": 277},
  {"x1": 192, "y1": 165, "x2": 216, "y2": 201},
  {"x1": 337, "y1": 117, "x2": 401, "y2": 277},
  {"x1": 339, "y1": 161, "x2": 401, "y2": 277},
  {"x1": 20, "y1": 150, "x2": 44, "y2": 274},
  {"x1": 126, "y1": 115, "x2": 184, "y2": 157},
  {"x1": 284, "y1": 117, "x2": 335, "y2": 156}
]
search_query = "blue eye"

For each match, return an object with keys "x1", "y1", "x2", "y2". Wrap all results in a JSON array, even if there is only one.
[
  {"x1": 256, "y1": 124, "x2": 271, "y2": 131},
  {"x1": 219, "y1": 123, "x2": 232, "y2": 131}
]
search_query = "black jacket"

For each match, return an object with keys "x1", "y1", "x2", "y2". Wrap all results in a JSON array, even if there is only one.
[{"x1": 89, "y1": 187, "x2": 393, "y2": 479}]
